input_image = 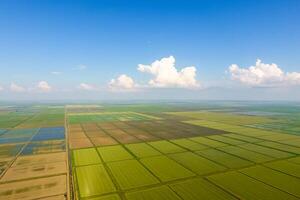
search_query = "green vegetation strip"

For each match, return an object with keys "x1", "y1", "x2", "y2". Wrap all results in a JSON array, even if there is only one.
[
  {"x1": 72, "y1": 148, "x2": 101, "y2": 166},
  {"x1": 264, "y1": 160, "x2": 300, "y2": 178},
  {"x1": 168, "y1": 152, "x2": 226, "y2": 175},
  {"x1": 240, "y1": 165, "x2": 300, "y2": 198},
  {"x1": 97, "y1": 145, "x2": 133, "y2": 162},
  {"x1": 76, "y1": 164, "x2": 116, "y2": 198},
  {"x1": 258, "y1": 141, "x2": 300, "y2": 154},
  {"x1": 185, "y1": 120, "x2": 277, "y2": 137},
  {"x1": 125, "y1": 143, "x2": 161, "y2": 158},
  {"x1": 167, "y1": 111, "x2": 275, "y2": 125},
  {"x1": 141, "y1": 155, "x2": 195, "y2": 182},
  {"x1": 148, "y1": 140, "x2": 186, "y2": 154},
  {"x1": 107, "y1": 159, "x2": 159, "y2": 190},
  {"x1": 217, "y1": 145, "x2": 273, "y2": 163},
  {"x1": 238, "y1": 143, "x2": 294, "y2": 159},
  {"x1": 196, "y1": 149, "x2": 253, "y2": 169},
  {"x1": 208, "y1": 171, "x2": 298, "y2": 200},
  {"x1": 126, "y1": 185, "x2": 181, "y2": 200},
  {"x1": 206, "y1": 135, "x2": 246, "y2": 145},
  {"x1": 190, "y1": 136, "x2": 228, "y2": 148},
  {"x1": 170, "y1": 138, "x2": 209, "y2": 151},
  {"x1": 170, "y1": 178, "x2": 237, "y2": 200},
  {"x1": 222, "y1": 133, "x2": 263, "y2": 143},
  {"x1": 88, "y1": 194, "x2": 121, "y2": 200}
]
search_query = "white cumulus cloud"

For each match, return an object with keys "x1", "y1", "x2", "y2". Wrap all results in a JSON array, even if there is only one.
[
  {"x1": 37, "y1": 81, "x2": 52, "y2": 92},
  {"x1": 0, "y1": 86, "x2": 3, "y2": 91},
  {"x1": 10, "y1": 83, "x2": 26, "y2": 92},
  {"x1": 78, "y1": 83, "x2": 98, "y2": 91},
  {"x1": 229, "y1": 59, "x2": 300, "y2": 87},
  {"x1": 137, "y1": 56, "x2": 199, "y2": 88},
  {"x1": 109, "y1": 74, "x2": 136, "y2": 91}
]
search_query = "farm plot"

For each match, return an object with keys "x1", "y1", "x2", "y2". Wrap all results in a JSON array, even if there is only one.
[
  {"x1": 206, "y1": 135, "x2": 246, "y2": 145},
  {"x1": 264, "y1": 160, "x2": 300, "y2": 178},
  {"x1": 140, "y1": 155, "x2": 195, "y2": 182},
  {"x1": 170, "y1": 138, "x2": 209, "y2": 151},
  {"x1": 68, "y1": 112, "x2": 159, "y2": 124},
  {"x1": 190, "y1": 136, "x2": 228, "y2": 148},
  {"x1": 32, "y1": 127, "x2": 65, "y2": 141},
  {"x1": 97, "y1": 145, "x2": 133, "y2": 162},
  {"x1": 0, "y1": 175, "x2": 67, "y2": 200},
  {"x1": 125, "y1": 185, "x2": 181, "y2": 200},
  {"x1": 125, "y1": 143, "x2": 161, "y2": 158},
  {"x1": 107, "y1": 159, "x2": 159, "y2": 190},
  {"x1": 222, "y1": 133, "x2": 263, "y2": 143},
  {"x1": 237, "y1": 143, "x2": 294, "y2": 159},
  {"x1": 21, "y1": 140, "x2": 65, "y2": 155},
  {"x1": 168, "y1": 152, "x2": 226, "y2": 175},
  {"x1": 167, "y1": 111, "x2": 276, "y2": 125},
  {"x1": 185, "y1": 120, "x2": 276, "y2": 137},
  {"x1": 1, "y1": 160, "x2": 66, "y2": 182},
  {"x1": 90, "y1": 136, "x2": 118, "y2": 146},
  {"x1": 148, "y1": 140, "x2": 186, "y2": 154},
  {"x1": 240, "y1": 165, "x2": 300, "y2": 198},
  {"x1": 208, "y1": 171, "x2": 298, "y2": 200},
  {"x1": 72, "y1": 148, "x2": 101, "y2": 166},
  {"x1": 75, "y1": 164, "x2": 116, "y2": 198},
  {"x1": 170, "y1": 178, "x2": 237, "y2": 200},
  {"x1": 196, "y1": 149, "x2": 253, "y2": 169},
  {"x1": 257, "y1": 141, "x2": 300, "y2": 154},
  {"x1": 217, "y1": 145, "x2": 273, "y2": 163}
]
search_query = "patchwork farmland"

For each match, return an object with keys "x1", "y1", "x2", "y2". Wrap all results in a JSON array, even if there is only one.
[{"x1": 0, "y1": 103, "x2": 300, "y2": 199}]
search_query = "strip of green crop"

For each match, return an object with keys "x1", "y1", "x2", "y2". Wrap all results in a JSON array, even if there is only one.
[
  {"x1": 170, "y1": 138, "x2": 209, "y2": 151},
  {"x1": 288, "y1": 156, "x2": 300, "y2": 164},
  {"x1": 184, "y1": 120, "x2": 277, "y2": 137},
  {"x1": 240, "y1": 165, "x2": 300, "y2": 198},
  {"x1": 264, "y1": 160, "x2": 300, "y2": 178},
  {"x1": 107, "y1": 159, "x2": 159, "y2": 190},
  {"x1": 76, "y1": 164, "x2": 116, "y2": 198},
  {"x1": 217, "y1": 145, "x2": 273, "y2": 163},
  {"x1": 238, "y1": 143, "x2": 294, "y2": 159},
  {"x1": 88, "y1": 194, "x2": 121, "y2": 200},
  {"x1": 97, "y1": 145, "x2": 133, "y2": 162},
  {"x1": 125, "y1": 185, "x2": 181, "y2": 200},
  {"x1": 278, "y1": 139, "x2": 300, "y2": 147},
  {"x1": 140, "y1": 155, "x2": 195, "y2": 182},
  {"x1": 72, "y1": 148, "x2": 101, "y2": 166},
  {"x1": 189, "y1": 136, "x2": 228, "y2": 148},
  {"x1": 222, "y1": 133, "x2": 263, "y2": 143},
  {"x1": 148, "y1": 140, "x2": 186, "y2": 154},
  {"x1": 257, "y1": 133, "x2": 300, "y2": 142},
  {"x1": 206, "y1": 135, "x2": 246, "y2": 145},
  {"x1": 125, "y1": 143, "x2": 161, "y2": 158},
  {"x1": 208, "y1": 171, "x2": 298, "y2": 200},
  {"x1": 167, "y1": 111, "x2": 275, "y2": 125},
  {"x1": 257, "y1": 141, "x2": 300, "y2": 154},
  {"x1": 195, "y1": 149, "x2": 253, "y2": 169},
  {"x1": 170, "y1": 178, "x2": 237, "y2": 200},
  {"x1": 168, "y1": 152, "x2": 226, "y2": 175}
]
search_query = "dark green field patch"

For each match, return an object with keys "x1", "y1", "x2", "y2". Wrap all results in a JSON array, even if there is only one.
[
  {"x1": 168, "y1": 152, "x2": 226, "y2": 175},
  {"x1": 170, "y1": 178, "x2": 237, "y2": 200},
  {"x1": 148, "y1": 140, "x2": 186, "y2": 154},
  {"x1": 107, "y1": 159, "x2": 159, "y2": 190},
  {"x1": 196, "y1": 149, "x2": 253, "y2": 169},
  {"x1": 126, "y1": 185, "x2": 181, "y2": 200},
  {"x1": 140, "y1": 155, "x2": 195, "y2": 182}
]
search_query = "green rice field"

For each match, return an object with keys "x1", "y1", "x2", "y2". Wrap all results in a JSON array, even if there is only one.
[{"x1": 0, "y1": 102, "x2": 300, "y2": 199}]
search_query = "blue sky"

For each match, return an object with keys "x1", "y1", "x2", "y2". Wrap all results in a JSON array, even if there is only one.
[{"x1": 0, "y1": 0, "x2": 299, "y2": 100}]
